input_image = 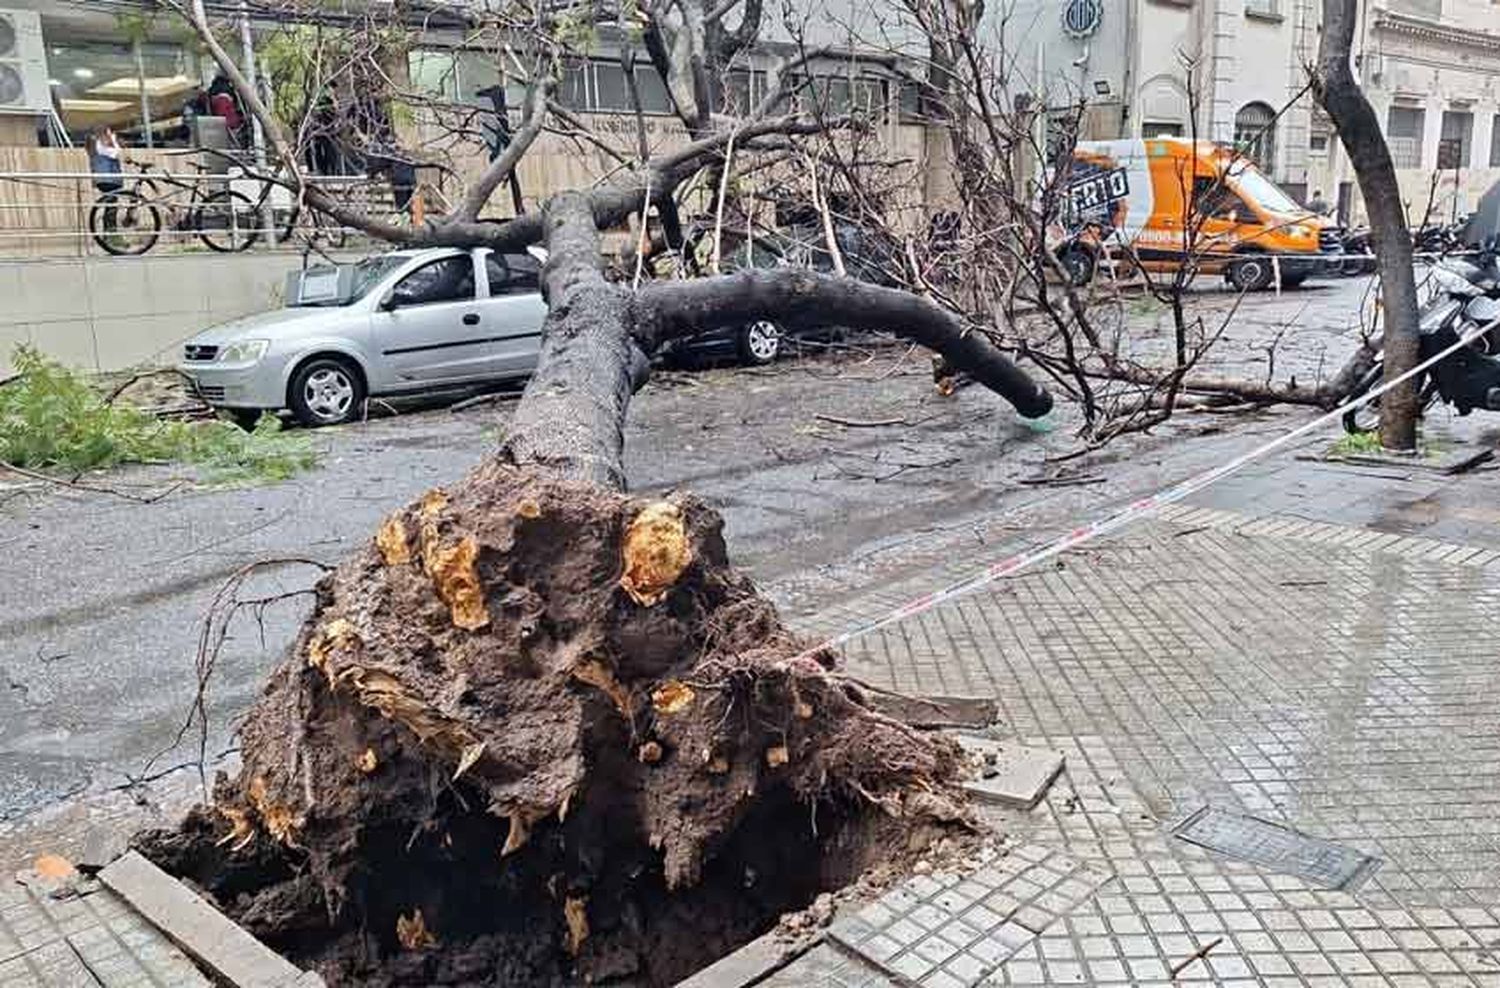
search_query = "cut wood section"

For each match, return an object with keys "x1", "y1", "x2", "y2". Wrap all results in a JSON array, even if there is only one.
[{"x1": 99, "y1": 850, "x2": 320, "y2": 988}]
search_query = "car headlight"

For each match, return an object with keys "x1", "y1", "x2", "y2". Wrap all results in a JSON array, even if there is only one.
[{"x1": 218, "y1": 339, "x2": 269, "y2": 364}]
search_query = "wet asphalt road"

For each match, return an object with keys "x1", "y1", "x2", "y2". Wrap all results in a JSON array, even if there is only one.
[{"x1": 0, "y1": 278, "x2": 1374, "y2": 825}]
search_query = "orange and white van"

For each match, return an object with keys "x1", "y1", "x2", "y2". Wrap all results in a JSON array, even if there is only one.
[{"x1": 1056, "y1": 138, "x2": 1336, "y2": 290}]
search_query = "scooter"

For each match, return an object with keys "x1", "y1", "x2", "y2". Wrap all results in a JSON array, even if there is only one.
[{"x1": 1343, "y1": 242, "x2": 1500, "y2": 433}]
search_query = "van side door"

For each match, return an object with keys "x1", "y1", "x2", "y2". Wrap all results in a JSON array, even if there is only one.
[{"x1": 1192, "y1": 178, "x2": 1255, "y2": 258}]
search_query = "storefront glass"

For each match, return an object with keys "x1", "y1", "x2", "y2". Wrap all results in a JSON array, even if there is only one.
[{"x1": 48, "y1": 39, "x2": 199, "y2": 147}]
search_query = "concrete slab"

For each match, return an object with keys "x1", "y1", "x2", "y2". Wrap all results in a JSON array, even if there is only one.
[
  {"x1": 954, "y1": 736, "x2": 1064, "y2": 811},
  {"x1": 673, "y1": 930, "x2": 807, "y2": 987},
  {"x1": 99, "y1": 851, "x2": 301, "y2": 988}
]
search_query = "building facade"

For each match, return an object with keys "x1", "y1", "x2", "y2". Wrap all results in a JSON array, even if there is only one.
[{"x1": 1005, "y1": 0, "x2": 1500, "y2": 224}]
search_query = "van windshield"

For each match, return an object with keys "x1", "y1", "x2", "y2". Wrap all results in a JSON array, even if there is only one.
[{"x1": 1228, "y1": 162, "x2": 1305, "y2": 215}]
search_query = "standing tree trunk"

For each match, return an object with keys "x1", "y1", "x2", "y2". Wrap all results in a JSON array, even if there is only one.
[{"x1": 1316, "y1": 0, "x2": 1422, "y2": 451}]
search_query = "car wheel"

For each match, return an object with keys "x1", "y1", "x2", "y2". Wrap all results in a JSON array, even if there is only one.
[
  {"x1": 1228, "y1": 255, "x2": 1274, "y2": 292},
  {"x1": 1281, "y1": 274, "x2": 1307, "y2": 288},
  {"x1": 289, "y1": 357, "x2": 364, "y2": 427},
  {"x1": 739, "y1": 320, "x2": 781, "y2": 365},
  {"x1": 1058, "y1": 246, "x2": 1095, "y2": 286}
]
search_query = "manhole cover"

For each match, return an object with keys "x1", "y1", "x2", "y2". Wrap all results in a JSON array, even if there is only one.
[{"x1": 1172, "y1": 807, "x2": 1380, "y2": 890}]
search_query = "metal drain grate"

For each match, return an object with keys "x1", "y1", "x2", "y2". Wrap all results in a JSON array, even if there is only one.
[{"x1": 1173, "y1": 807, "x2": 1381, "y2": 891}]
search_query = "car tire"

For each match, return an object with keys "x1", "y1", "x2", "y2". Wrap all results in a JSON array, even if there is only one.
[
  {"x1": 1281, "y1": 274, "x2": 1307, "y2": 288},
  {"x1": 1058, "y1": 246, "x2": 1095, "y2": 286},
  {"x1": 226, "y1": 408, "x2": 264, "y2": 431},
  {"x1": 738, "y1": 320, "x2": 781, "y2": 365},
  {"x1": 1228, "y1": 255, "x2": 1274, "y2": 292},
  {"x1": 288, "y1": 356, "x2": 364, "y2": 427}
]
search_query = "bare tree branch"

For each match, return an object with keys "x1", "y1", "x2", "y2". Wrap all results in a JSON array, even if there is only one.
[{"x1": 455, "y1": 74, "x2": 553, "y2": 222}]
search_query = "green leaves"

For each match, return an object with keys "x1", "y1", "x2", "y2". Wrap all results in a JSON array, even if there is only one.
[{"x1": 0, "y1": 346, "x2": 317, "y2": 484}]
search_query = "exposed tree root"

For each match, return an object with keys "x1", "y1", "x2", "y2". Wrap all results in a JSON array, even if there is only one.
[{"x1": 136, "y1": 464, "x2": 971, "y2": 986}]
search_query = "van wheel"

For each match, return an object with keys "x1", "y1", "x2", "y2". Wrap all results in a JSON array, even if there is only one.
[
  {"x1": 1058, "y1": 247, "x2": 1095, "y2": 286},
  {"x1": 1228, "y1": 256, "x2": 1274, "y2": 292}
]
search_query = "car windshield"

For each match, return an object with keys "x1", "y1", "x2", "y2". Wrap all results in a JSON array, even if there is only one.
[
  {"x1": 1228, "y1": 162, "x2": 1304, "y2": 215},
  {"x1": 288, "y1": 255, "x2": 409, "y2": 307}
]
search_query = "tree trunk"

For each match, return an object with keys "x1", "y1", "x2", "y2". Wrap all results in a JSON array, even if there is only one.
[
  {"x1": 1316, "y1": 0, "x2": 1422, "y2": 451},
  {"x1": 503, "y1": 203, "x2": 1054, "y2": 490}
]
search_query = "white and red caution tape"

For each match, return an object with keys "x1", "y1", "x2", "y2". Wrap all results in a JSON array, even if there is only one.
[{"x1": 803, "y1": 317, "x2": 1500, "y2": 658}]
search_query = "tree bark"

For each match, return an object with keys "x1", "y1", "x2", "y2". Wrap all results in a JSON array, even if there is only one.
[
  {"x1": 638, "y1": 270, "x2": 1054, "y2": 418},
  {"x1": 1316, "y1": 0, "x2": 1421, "y2": 451},
  {"x1": 504, "y1": 241, "x2": 1054, "y2": 490},
  {"x1": 499, "y1": 194, "x2": 648, "y2": 490}
]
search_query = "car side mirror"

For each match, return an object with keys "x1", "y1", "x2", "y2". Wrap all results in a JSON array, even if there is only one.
[{"x1": 379, "y1": 290, "x2": 399, "y2": 312}]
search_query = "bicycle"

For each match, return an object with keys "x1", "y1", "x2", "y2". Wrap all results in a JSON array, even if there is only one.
[
  {"x1": 240, "y1": 169, "x2": 350, "y2": 252},
  {"x1": 89, "y1": 158, "x2": 259, "y2": 256}
]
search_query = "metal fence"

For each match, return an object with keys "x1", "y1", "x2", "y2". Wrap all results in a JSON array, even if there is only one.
[{"x1": 0, "y1": 150, "x2": 409, "y2": 258}]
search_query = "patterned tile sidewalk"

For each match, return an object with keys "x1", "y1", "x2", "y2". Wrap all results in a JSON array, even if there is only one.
[
  {"x1": 0, "y1": 869, "x2": 208, "y2": 987},
  {"x1": 761, "y1": 505, "x2": 1500, "y2": 986}
]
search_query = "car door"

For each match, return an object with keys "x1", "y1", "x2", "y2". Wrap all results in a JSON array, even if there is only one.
[
  {"x1": 481, "y1": 251, "x2": 548, "y2": 378},
  {"x1": 373, "y1": 252, "x2": 492, "y2": 385}
]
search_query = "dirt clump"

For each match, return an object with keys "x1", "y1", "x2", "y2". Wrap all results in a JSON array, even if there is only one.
[{"x1": 136, "y1": 462, "x2": 972, "y2": 985}]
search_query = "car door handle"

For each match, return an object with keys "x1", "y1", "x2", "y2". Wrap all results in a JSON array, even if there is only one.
[{"x1": 462, "y1": 313, "x2": 480, "y2": 326}]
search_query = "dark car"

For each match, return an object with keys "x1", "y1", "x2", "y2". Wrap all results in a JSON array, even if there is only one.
[{"x1": 660, "y1": 220, "x2": 898, "y2": 367}]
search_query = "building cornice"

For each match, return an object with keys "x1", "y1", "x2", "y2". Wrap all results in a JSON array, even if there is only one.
[{"x1": 1374, "y1": 11, "x2": 1500, "y2": 56}]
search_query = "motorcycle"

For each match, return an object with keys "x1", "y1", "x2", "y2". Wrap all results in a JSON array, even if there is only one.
[{"x1": 1343, "y1": 238, "x2": 1500, "y2": 433}]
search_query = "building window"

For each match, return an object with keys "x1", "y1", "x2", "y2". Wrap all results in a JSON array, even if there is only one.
[
  {"x1": 1389, "y1": 0, "x2": 1441, "y2": 16},
  {"x1": 1491, "y1": 115, "x2": 1500, "y2": 167},
  {"x1": 1386, "y1": 105, "x2": 1424, "y2": 168},
  {"x1": 1233, "y1": 101, "x2": 1277, "y2": 172},
  {"x1": 557, "y1": 61, "x2": 589, "y2": 109},
  {"x1": 1245, "y1": 0, "x2": 1279, "y2": 17},
  {"x1": 1438, "y1": 109, "x2": 1472, "y2": 169},
  {"x1": 1142, "y1": 120, "x2": 1183, "y2": 138},
  {"x1": 592, "y1": 62, "x2": 634, "y2": 112},
  {"x1": 633, "y1": 67, "x2": 672, "y2": 114}
]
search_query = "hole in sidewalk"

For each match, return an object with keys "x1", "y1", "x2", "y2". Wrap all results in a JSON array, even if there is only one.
[{"x1": 139, "y1": 785, "x2": 897, "y2": 986}]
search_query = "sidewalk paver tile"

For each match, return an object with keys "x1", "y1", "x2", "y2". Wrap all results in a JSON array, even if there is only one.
[{"x1": 762, "y1": 507, "x2": 1500, "y2": 986}]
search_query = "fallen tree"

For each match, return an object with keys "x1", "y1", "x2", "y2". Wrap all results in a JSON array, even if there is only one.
[{"x1": 136, "y1": 1, "x2": 1051, "y2": 983}]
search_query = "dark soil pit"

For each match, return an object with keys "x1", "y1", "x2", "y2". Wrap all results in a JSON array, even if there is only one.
[{"x1": 133, "y1": 463, "x2": 971, "y2": 985}]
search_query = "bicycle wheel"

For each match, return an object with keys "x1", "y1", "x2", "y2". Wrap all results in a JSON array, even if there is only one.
[
  {"x1": 196, "y1": 190, "x2": 260, "y2": 252},
  {"x1": 89, "y1": 190, "x2": 161, "y2": 256}
]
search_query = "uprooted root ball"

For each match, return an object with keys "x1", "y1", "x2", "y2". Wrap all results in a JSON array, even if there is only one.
[{"x1": 136, "y1": 462, "x2": 971, "y2": 985}]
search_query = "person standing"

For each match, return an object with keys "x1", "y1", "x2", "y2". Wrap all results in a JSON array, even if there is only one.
[
  {"x1": 87, "y1": 127, "x2": 125, "y2": 236},
  {"x1": 87, "y1": 126, "x2": 123, "y2": 194},
  {"x1": 1305, "y1": 189, "x2": 1330, "y2": 216}
]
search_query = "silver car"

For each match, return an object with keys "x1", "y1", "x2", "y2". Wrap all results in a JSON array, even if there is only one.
[{"x1": 177, "y1": 247, "x2": 546, "y2": 427}]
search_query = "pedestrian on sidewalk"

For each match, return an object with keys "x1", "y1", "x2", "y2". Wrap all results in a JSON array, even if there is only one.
[
  {"x1": 87, "y1": 127, "x2": 123, "y2": 194},
  {"x1": 87, "y1": 127, "x2": 125, "y2": 234}
]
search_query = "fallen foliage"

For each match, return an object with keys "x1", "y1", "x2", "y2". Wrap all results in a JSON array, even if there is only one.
[{"x1": 0, "y1": 346, "x2": 316, "y2": 482}]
